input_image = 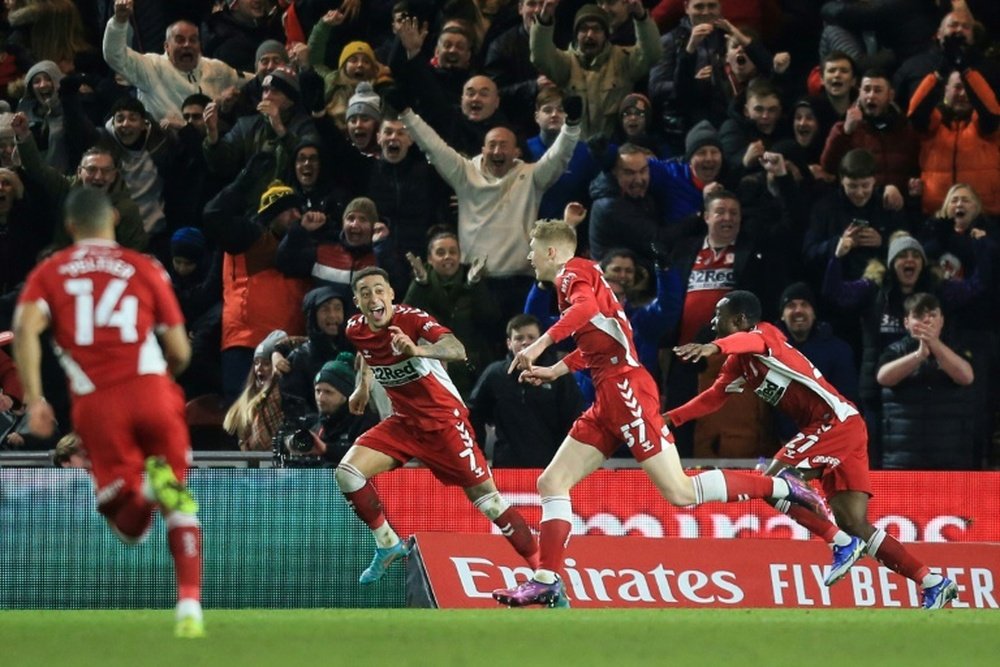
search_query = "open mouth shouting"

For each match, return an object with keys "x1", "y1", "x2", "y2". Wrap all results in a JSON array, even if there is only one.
[
  {"x1": 384, "y1": 140, "x2": 401, "y2": 158},
  {"x1": 367, "y1": 301, "x2": 388, "y2": 325}
]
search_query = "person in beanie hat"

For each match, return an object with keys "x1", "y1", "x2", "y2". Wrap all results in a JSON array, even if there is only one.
[
  {"x1": 204, "y1": 64, "x2": 319, "y2": 209},
  {"x1": 685, "y1": 119, "x2": 723, "y2": 162},
  {"x1": 170, "y1": 226, "x2": 208, "y2": 278},
  {"x1": 203, "y1": 160, "x2": 312, "y2": 403},
  {"x1": 262, "y1": 66, "x2": 301, "y2": 104},
  {"x1": 573, "y1": 4, "x2": 611, "y2": 36},
  {"x1": 223, "y1": 329, "x2": 288, "y2": 452},
  {"x1": 315, "y1": 353, "x2": 356, "y2": 399},
  {"x1": 530, "y1": 0, "x2": 660, "y2": 139},
  {"x1": 16, "y1": 60, "x2": 68, "y2": 173},
  {"x1": 274, "y1": 191, "x2": 401, "y2": 297},
  {"x1": 308, "y1": 12, "x2": 393, "y2": 130},
  {"x1": 339, "y1": 42, "x2": 378, "y2": 77},
  {"x1": 342, "y1": 196, "x2": 378, "y2": 223},
  {"x1": 610, "y1": 91, "x2": 671, "y2": 157},
  {"x1": 302, "y1": 351, "x2": 378, "y2": 465},
  {"x1": 255, "y1": 40, "x2": 288, "y2": 72},
  {"x1": 630, "y1": 119, "x2": 726, "y2": 227},
  {"x1": 257, "y1": 180, "x2": 305, "y2": 224},
  {"x1": 344, "y1": 82, "x2": 383, "y2": 155},
  {"x1": 774, "y1": 281, "x2": 859, "y2": 440},
  {"x1": 887, "y1": 234, "x2": 928, "y2": 267}
]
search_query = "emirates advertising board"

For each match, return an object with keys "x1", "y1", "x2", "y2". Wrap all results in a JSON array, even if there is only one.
[{"x1": 375, "y1": 470, "x2": 1000, "y2": 609}]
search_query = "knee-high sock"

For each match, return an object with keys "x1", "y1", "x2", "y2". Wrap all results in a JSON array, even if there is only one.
[
  {"x1": 693, "y1": 469, "x2": 776, "y2": 503},
  {"x1": 497, "y1": 508, "x2": 539, "y2": 569},
  {"x1": 167, "y1": 513, "x2": 202, "y2": 602},
  {"x1": 781, "y1": 502, "x2": 840, "y2": 543},
  {"x1": 472, "y1": 491, "x2": 538, "y2": 568},
  {"x1": 338, "y1": 463, "x2": 386, "y2": 530},
  {"x1": 538, "y1": 496, "x2": 572, "y2": 574},
  {"x1": 867, "y1": 528, "x2": 929, "y2": 584}
]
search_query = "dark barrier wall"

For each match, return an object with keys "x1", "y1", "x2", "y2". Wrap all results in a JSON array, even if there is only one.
[{"x1": 1, "y1": 469, "x2": 405, "y2": 609}]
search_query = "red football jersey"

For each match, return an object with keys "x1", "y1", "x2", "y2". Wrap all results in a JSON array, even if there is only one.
[
  {"x1": 670, "y1": 322, "x2": 859, "y2": 428},
  {"x1": 346, "y1": 304, "x2": 467, "y2": 428},
  {"x1": 18, "y1": 240, "x2": 184, "y2": 396},
  {"x1": 546, "y1": 257, "x2": 642, "y2": 384}
]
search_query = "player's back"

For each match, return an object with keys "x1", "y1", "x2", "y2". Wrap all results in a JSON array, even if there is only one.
[
  {"x1": 19, "y1": 240, "x2": 182, "y2": 395},
  {"x1": 553, "y1": 257, "x2": 642, "y2": 382}
]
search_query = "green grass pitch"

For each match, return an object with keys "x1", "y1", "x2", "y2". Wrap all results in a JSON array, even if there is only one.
[{"x1": 2, "y1": 609, "x2": 998, "y2": 667}]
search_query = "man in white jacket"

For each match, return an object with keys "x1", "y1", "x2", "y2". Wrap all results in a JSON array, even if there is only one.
[
  {"x1": 103, "y1": 0, "x2": 248, "y2": 126},
  {"x1": 398, "y1": 95, "x2": 583, "y2": 320}
]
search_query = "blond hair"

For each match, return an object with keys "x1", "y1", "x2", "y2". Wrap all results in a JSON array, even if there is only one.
[
  {"x1": 531, "y1": 219, "x2": 577, "y2": 249},
  {"x1": 935, "y1": 182, "x2": 982, "y2": 220}
]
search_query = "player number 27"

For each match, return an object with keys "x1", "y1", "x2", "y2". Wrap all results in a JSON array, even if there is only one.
[{"x1": 65, "y1": 278, "x2": 139, "y2": 345}]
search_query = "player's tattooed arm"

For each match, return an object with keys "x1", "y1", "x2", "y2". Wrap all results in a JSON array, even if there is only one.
[
  {"x1": 389, "y1": 327, "x2": 467, "y2": 362},
  {"x1": 416, "y1": 333, "x2": 468, "y2": 362}
]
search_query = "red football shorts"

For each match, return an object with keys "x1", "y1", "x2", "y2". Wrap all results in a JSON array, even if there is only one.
[
  {"x1": 73, "y1": 374, "x2": 191, "y2": 503},
  {"x1": 355, "y1": 414, "x2": 492, "y2": 488},
  {"x1": 569, "y1": 369, "x2": 671, "y2": 462},
  {"x1": 774, "y1": 414, "x2": 872, "y2": 497}
]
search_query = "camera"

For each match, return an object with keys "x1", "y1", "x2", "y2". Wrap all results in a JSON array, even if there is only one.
[
  {"x1": 850, "y1": 218, "x2": 870, "y2": 228},
  {"x1": 272, "y1": 414, "x2": 326, "y2": 467}
]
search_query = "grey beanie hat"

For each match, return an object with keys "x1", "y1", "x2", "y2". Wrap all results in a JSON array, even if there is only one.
[
  {"x1": 346, "y1": 82, "x2": 381, "y2": 121},
  {"x1": 887, "y1": 235, "x2": 927, "y2": 265},
  {"x1": 255, "y1": 39, "x2": 288, "y2": 65},
  {"x1": 254, "y1": 329, "x2": 288, "y2": 359}
]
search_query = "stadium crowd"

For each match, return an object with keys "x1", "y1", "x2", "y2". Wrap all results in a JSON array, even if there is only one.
[{"x1": 0, "y1": 0, "x2": 997, "y2": 471}]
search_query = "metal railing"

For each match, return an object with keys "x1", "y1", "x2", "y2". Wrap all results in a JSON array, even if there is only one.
[{"x1": 0, "y1": 450, "x2": 759, "y2": 469}]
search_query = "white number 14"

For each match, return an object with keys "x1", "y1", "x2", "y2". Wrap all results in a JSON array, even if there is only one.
[{"x1": 65, "y1": 278, "x2": 138, "y2": 345}]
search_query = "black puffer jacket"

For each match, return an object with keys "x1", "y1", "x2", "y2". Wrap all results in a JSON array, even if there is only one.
[{"x1": 878, "y1": 335, "x2": 978, "y2": 469}]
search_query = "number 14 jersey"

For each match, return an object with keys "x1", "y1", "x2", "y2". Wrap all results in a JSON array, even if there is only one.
[{"x1": 18, "y1": 239, "x2": 184, "y2": 395}]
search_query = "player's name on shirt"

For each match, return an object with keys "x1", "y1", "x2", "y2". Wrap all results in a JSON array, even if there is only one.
[{"x1": 57, "y1": 254, "x2": 137, "y2": 280}]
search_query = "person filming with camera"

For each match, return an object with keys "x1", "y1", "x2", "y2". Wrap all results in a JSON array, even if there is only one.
[{"x1": 278, "y1": 352, "x2": 379, "y2": 467}]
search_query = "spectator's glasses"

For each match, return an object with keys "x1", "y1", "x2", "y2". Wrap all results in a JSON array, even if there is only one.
[
  {"x1": 183, "y1": 112, "x2": 204, "y2": 121},
  {"x1": 622, "y1": 108, "x2": 646, "y2": 118},
  {"x1": 296, "y1": 155, "x2": 320, "y2": 164}
]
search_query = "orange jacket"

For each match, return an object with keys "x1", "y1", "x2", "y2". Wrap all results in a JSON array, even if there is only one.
[
  {"x1": 221, "y1": 233, "x2": 310, "y2": 351},
  {"x1": 909, "y1": 70, "x2": 1000, "y2": 215}
]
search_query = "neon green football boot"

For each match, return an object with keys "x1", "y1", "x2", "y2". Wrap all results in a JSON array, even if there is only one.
[{"x1": 145, "y1": 456, "x2": 199, "y2": 515}]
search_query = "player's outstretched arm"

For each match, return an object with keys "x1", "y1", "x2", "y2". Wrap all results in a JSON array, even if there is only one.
[
  {"x1": 519, "y1": 359, "x2": 569, "y2": 385},
  {"x1": 390, "y1": 328, "x2": 467, "y2": 363},
  {"x1": 673, "y1": 342, "x2": 720, "y2": 363}
]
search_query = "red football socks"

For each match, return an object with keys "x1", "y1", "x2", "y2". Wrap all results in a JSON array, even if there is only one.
[
  {"x1": 167, "y1": 524, "x2": 203, "y2": 602},
  {"x1": 494, "y1": 507, "x2": 539, "y2": 569},
  {"x1": 343, "y1": 482, "x2": 387, "y2": 530}
]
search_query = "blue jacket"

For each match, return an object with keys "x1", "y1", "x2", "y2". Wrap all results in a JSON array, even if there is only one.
[{"x1": 525, "y1": 134, "x2": 600, "y2": 221}]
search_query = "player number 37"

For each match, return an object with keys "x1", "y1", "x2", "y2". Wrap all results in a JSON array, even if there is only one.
[{"x1": 65, "y1": 278, "x2": 139, "y2": 345}]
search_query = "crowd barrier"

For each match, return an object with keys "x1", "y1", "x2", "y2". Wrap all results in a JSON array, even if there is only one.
[{"x1": 2, "y1": 468, "x2": 997, "y2": 609}]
